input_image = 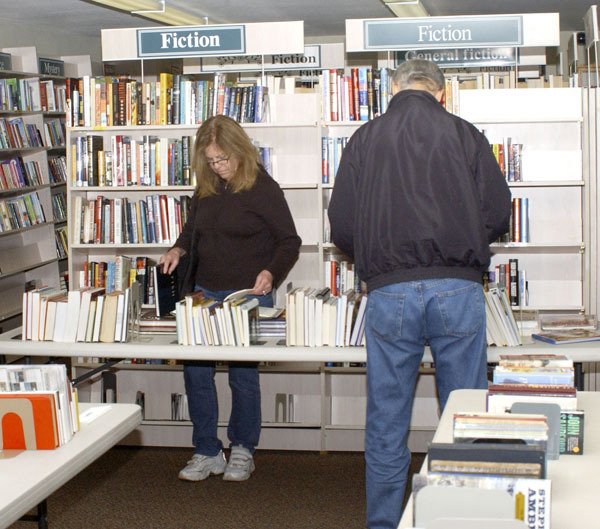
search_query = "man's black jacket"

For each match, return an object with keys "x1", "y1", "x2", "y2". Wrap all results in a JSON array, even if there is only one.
[{"x1": 328, "y1": 89, "x2": 512, "y2": 291}]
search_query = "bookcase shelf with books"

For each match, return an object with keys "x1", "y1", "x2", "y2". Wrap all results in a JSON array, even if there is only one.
[
  {"x1": 0, "y1": 47, "x2": 91, "y2": 330},
  {"x1": 458, "y1": 87, "x2": 589, "y2": 314}
]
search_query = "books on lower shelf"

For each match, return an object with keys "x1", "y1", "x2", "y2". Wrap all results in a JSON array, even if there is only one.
[
  {"x1": 0, "y1": 364, "x2": 79, "y2": 449},
  {"x1": 22, "y1": 284, "x2": 133, "y2": 343},
  {"x1": 484, "y1": 285, "x2": 522, "y2": 347},
  {"x1": 175, "y1": 291, "x2": 260, "y2": 347}
]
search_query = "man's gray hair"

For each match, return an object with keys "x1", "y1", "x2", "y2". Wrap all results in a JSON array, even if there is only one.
[{"x1": 392, "y1": 59, "x2": 445, "y2": 93}]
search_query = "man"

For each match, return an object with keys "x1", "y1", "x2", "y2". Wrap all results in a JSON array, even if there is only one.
[{"x1": 328, "y1": 59, "x2": 511, "y2": 529}]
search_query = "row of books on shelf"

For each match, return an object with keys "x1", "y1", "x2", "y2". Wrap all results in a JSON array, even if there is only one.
[
  {"x1": 175, "y1": 289, "x2": 261, "y2": 347},
  {"x1": 286, "y1": 286, "x2": 367, "y2": 347},
  {"x1": 0, "y1": 364, "x2": 79, "y2": 450},
  {"x1": 495, "y1": 197, "x2": 530, "y2": 244},
  {"x1": 55, "y1": 225, "x2": 68, "y2": 259},
  {"x1": 52, "y1": 191, "x2": 67, "y2": 221},
  {"x1": 0, "y1": 116, "x2": 44, "y2": 150},
  {"x1": 484, "y1": 285, "x2": 522, "y2": 347},
  {"x1": 325, "y1": 258, "x2": 359, "y2": 297},
  {"x1": 0, "y1": 77, "x2": 67, "y2": 114},
  {"x1": 22, "y1": 284, "x2": 134, "y2": 343},
  {"x1": 42, "y1": 117, "x2": 66, "y2": 148},
  {"x1": 0, "y1": 190, "x2": 46, "y2": 233},
  {"x1": 0, "y1": 156, "x2": 44, "y2": 191},
  {"x1": 321, "y1": 135, "x2": 349, "y2": 184},
  {"x1": 490, "y1": 139, "x2": 523, "y2": 182},
  {"x1": 71, "y1": 134, "x2": 195, "y2": 188},
  {"x1": 72, "y1": 194, "x2": 191, "y2": 246},
  {"x1": 79, "y1": 256, "x2": 155, "y2": 304},
  {"x1": 48, "y1": 154, "x2": 67, "y2": 184},
  {"x1": 487, "y1": 258, "x2": 525, "y2": 307},
  {"x1": 67, "y1": 73, "x2": 269, "y2": 128},
  {"x1": 321, "y1": 67, "x2": 392, "y2": 123}
]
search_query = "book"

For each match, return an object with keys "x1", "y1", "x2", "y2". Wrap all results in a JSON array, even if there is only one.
[
  {"x1": 153, "y1": 265, "x2": 179, "y2": 317},
  {"x1": 560, "y1": 410, "x2": 584, "y2": 455},
  {"x1": 0, "y1": 391, "x2": 60, "y2": 449},
  {"x1": 223, "y1": 288, "x2": 255, "y2": 302},
  {"x1": 498, "y1": 353, "x2": 573, "y2": 368},
  {"x1": 487, "y1": 383, "x2": 577, "y2": 413},
  {"x1": 427, "y1": 441, "x2": 547, "y2": 478},
  {"x1": 532, "y1": 328, "x2": 600, "y2": 344},
  {"x1": 538, "y1": 313, "x2": 597, "y2": 331}
]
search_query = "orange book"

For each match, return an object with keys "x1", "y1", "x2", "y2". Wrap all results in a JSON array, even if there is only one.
[{"x1": 0, "y1": 392, "x2": 60, "y2": 449}]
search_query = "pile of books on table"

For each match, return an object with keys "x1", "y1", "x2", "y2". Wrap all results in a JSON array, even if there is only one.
[
  {"x1": 412, "y1": 353, "x2": 584, "y2": 528},
  {"x1": 0, "y1": 364, "x2": 79, "y2": 450}
]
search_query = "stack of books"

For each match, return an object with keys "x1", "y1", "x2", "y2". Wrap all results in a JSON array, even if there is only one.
[
  {"x1": 488, "y1": 353, "x2": 583, "y2": 455},
  {"x1": 532, "y1": 313, "x2": 600, "y2": 344},
  {"x1": 0, "y1": 364, "x2": 79, "y2": 449},
  {"x1": 487, "y1": 353, "x2": 577, "y2": 414}
]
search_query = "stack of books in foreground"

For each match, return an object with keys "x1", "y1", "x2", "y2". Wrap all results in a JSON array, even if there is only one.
[
  {"x1": 412, "y1": 353, "x2": 584, "y2": 527},
  {"x1": 0, "y1": 364, "x2": 79, "y2": 450},
  {"x1": 22, "y1": 285, "x2": 134, "y2": 343}
]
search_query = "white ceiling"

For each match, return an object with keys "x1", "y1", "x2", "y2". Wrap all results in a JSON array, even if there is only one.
[{"x1": 1, "y1": 0, "x2": 593, "y2": 39}]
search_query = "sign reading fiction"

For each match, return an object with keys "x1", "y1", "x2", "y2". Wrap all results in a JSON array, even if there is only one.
[
  {"x1": 396, "y1": 47, "x2": 517, "y2": 69},
  {"x1": 0, "y1": 52, "x2": 12, "y2": 71},
  {"x1": 200, "y1": 45, "x2": 321, "y2": 72},
  {"x1": 137, "y1": 26, "x2": 245, "y2": 58},
  {"x1": 38, "y1": 58, "x2": 65, "y2": 77},
  {"x1": 365, "y1": 16, "x2": 523, "y2": 50}
]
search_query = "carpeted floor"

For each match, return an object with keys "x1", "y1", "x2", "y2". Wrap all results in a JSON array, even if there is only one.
[{"x1": 9, "y1": 447, "x2": 425, "y2": 529}]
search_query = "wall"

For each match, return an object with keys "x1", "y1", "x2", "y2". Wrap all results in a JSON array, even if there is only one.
[{"x1": 0, "y1": 20, "x2": 103, "y2": 74}]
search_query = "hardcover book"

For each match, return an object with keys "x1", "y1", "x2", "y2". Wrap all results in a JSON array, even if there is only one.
[{"x1": 153, "y1": 265, "x2": 179, "y2": 317}]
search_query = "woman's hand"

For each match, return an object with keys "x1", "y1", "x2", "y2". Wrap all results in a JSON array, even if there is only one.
[
  {"x1": 251, "y1": 269, "x2": 274, "y2": 295},
  {"x1": 159, "y1": 247, "x2": 186, "y2": 275}
]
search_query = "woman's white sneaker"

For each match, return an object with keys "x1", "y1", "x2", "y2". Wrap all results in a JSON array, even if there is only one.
[
  {"x1": 178, "y1": 451, "x2": 227, "y2": 481},
  {"x1": 223, "y1": 446, "x2": 255, "y2": 481}
]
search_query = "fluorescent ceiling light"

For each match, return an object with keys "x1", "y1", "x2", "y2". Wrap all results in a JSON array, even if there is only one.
[
  {"x1": 381, "y1": 0, "x2": 429, "y2": 18},
  {"x1": 85, "y1": 0, "x2": 207, "y2": 26}
]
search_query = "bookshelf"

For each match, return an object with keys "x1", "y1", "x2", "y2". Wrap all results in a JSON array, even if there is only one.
[
  {"x1": 57, "y1": 69, "x2": 591, "y2": 450},
  {"x1": 0, "y1": 47, "x2": 91, "y2": 331},
  {"x1": 458, "y1": 87, "x2": 589, "y2": 313}
]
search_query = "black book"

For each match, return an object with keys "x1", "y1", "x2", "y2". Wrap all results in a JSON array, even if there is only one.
[{"x1": 152, "y1": 265, "x2": 179, "y2": 317}]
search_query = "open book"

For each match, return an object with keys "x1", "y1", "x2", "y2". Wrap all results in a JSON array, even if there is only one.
[{"x1": 223, "y1": 288, "x2": 255, "y2": 302}]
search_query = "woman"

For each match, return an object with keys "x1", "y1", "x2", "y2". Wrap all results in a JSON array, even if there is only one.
[{"x1": 159, "y1": 115, "x2": 301, "y2": 482}]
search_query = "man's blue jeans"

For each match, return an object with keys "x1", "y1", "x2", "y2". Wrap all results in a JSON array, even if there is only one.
[
  {"x1": 364, "y1": 279, "x2": 488, "y2": 529},
  {"x1": 184, "y1": 287, "x2": 273, "y2": 456}
]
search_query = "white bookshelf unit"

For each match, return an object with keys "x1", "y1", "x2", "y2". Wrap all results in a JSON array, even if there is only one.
[
  {"x1": 0, "y1": 47, "x2": 91, "y2": 331},
  {"x1": 458, "y1": 87, "x2": 589, "y2": 313}
]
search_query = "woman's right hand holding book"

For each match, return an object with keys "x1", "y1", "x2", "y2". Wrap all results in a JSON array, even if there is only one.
[{"x1": 159, "y1": 247, "x2": 186, "y2": 275}]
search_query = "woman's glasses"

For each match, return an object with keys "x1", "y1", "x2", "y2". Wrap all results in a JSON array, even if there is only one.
[{"x1": 207, "y1": 156, "x2": 230, "y2": 167}]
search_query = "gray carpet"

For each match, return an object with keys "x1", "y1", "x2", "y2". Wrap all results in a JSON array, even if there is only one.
[{"x1": 9, "y1": 447, "x2": 425, "y2": 529}]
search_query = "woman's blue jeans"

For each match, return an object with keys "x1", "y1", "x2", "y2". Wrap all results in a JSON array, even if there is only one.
[
  {"x1": 364, "y1": 279, "x2": 488, "y2": 529},
  {"x1": 184, "y1": 287, "x2": 273, "y2": 456}
]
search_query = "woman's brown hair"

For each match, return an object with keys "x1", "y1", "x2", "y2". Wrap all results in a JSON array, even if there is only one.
[{"x1": 192, "y1": 115, "x2": 260, "y2": 198}]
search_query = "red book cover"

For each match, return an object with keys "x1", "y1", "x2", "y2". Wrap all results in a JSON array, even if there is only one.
[{"x1": 0, "y1": 392, "x2": 60, "y2": 450}]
